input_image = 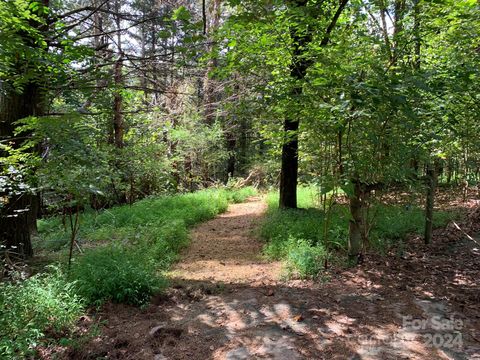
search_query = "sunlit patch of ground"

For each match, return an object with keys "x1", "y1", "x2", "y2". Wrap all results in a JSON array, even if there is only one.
[{"x1": 65, "y1": 194, "x2": 479, "y2": 360}]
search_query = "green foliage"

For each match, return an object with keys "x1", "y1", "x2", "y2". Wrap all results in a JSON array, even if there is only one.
[
  {"x1": 261, "y1": 187, "x2": 459, "y2": 276},
  {"x1": 0, "y1": 0, "x2": 91, "y2": 92},
  {"x1": 224, "y1": 186, "x2": 257, "y2": 203},
  {"x1": 16, "y1": 115, "x2": 111, "y2": 211},
  {"x1": 284, "y1": 237, "x2": 328, "y2": 279},
  {"x1": 261, "y1": 206, "x2": 348, "y2": 260},
  {"x1": 70, "y1": 246, "x2": 165, "y2": 306},
  {"x1": 37, "y1": 188, "x2": 256, "y2": 253},
  {"x1": 370, "y1": 204, "x2": 460, "y2": 250},
  {"x1": 145, "y1": 219, "x2": 189, "y2": 268},
  {"x1": 36, "y1": 188, "x2": 257, "y2": 305},
  {"x1": 0, "y1": 268, "x2": 83, "y2": 358}
]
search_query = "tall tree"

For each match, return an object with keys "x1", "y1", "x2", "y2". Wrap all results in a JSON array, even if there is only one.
[
  {"x1": 0, "y1": 0, "x2": 51, "y2": 259},
  {"x1": 279, "y1": 0, "x2": 309, "y2": 209},
  {"x1": 279, "y1": 0, "x2": 348, "y2": 208}
]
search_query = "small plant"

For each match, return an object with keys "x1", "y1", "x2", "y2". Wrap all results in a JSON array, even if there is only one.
[
  {"x1": 0, "y1": 267, "x2": 83, "y2": 358},
  {"x1": 223, "y1": 185, "x2": 257, "y2": 203},
  {"x1": 284, "y1": 237, "x2": 328, "y2": 279},
  {"x1": 70, "y1": 246, "x2": 166, "y2": 306}
]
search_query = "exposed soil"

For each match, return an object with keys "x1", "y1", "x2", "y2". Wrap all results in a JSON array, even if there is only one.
[
  {"x1": 170, "y1": 196, "x2": 282, "y2": 284},
  {"x1": 57, "y1": 195, "x2": 479, "y2": 360}
]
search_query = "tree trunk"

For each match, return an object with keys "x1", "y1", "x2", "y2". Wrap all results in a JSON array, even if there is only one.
[
  {"x1": 203, "y1": 0, "x2": 222, "y2": 126},
  {"x1": 279, "y1": 0, "x2": 309, "y2": 209},
  {"x1": 0, "y1": 0, "x2": 49, "y2": 259},
  {"x1": 112, "y1": 0, "x2": 124, "y2": 148},
  {"x1": 424, "y1": 160, "x2": 438, "y2": 244},
  {"x1": 113, "y1": 57, "x2": 124, "y2": 148},
  {"x1": 0, "y1": 84, "x2": 43, "y2": 259},
  {"x1": 0, "y1": 195, "x2": 34, "y2": 259},
  {"x1": 279, "y1": 113, "x2": 300, "y2": 208},
  {"x1": 226, "y1": 132, "x2": 236, "y2": 179},
  {"x1": 279, "y1": 0, "x2": 348, "y2": 208},
  {"x1": 348, "y1": 180, "x2": 368, "y2": 261}
]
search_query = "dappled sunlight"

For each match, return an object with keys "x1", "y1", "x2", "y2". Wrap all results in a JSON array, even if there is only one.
[
  {"x1": 73, "y1": 265, "x2": 479, "y2": 359},
  {"x1": 171, "y1": 198, "x2": 283, "y2": 284},
  {"x1": 67, "y1": 195, "x2": 479, "y2": 359}
]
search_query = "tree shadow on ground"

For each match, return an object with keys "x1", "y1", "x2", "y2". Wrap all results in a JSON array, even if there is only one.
[{"x1": 67, "y1": 195, "x2": 480, "y2": 360}]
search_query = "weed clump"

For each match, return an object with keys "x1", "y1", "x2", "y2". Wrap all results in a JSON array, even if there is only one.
[
  {"x1": 260, "y1": 187, "x2": 458, "y2": 278},
  {"x1": 0, "y1": 268, "x2": 83, "y2": 358},
  {"x1": 70, "y1": 246, "x2": 165, "y2": 306}
]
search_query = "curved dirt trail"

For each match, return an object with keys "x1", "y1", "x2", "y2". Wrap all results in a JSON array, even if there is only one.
[
  {"x1": 76, "y1": 197, "x2": 480, "y2": 360},
  {"x1": 171, "y1": 196, "x2": 281, "y2": 284}
]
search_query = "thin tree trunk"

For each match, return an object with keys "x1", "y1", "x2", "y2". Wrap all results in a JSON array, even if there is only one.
[
  {"x1": 113, "y1": 57, "x2": 124, "y2": 148},
  {"x1": 203, "y1": 0, "x2": 222, "y2": 126},
  {"x1": 424, "y1": 161, "x2": 438, "y2": 244},
  {"x1": 226, "y1": 132, "x2": 236, "y2": 179},
  {"x1": 348, "y1": 180, "x2": 367, "y2": 261},
  {"x1": 112, "y1": 0, "x2": 124, "y2": 148}
]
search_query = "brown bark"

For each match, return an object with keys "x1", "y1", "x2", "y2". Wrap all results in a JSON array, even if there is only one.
[
  {"x1": 0, "y1": 84, "x2": 43, "y2": 259},
  {"x1": 279, "y1": 0, "x2": 309, "y2": 209},
  {"x1": 0, "y1": 1, "x2": 50, "y2": 260},
  {"x1": 424, "y1": 160, "x2": 438, "y2": 244},
  {"x1": 112, "y1": 0, "x2": 124, "y2": 148},
  {"x1": 279, "y1": 0, "x2": 349, "y2": 208},
  {"x1": 113, "y1": 57, "x2": 124, "y2": 148},
  {"x1": 348, "y1": 180, "x2": 369, "y2": 261},
  {"x1": 202, "y1": 0, "x2": 222, "y2": 126}
]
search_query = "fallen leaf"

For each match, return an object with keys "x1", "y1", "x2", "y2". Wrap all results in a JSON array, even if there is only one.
[
  {"x1": 265, "y1": 289, "x2": 274, "y2": 296},
  {"x1": 293, "y1": 315, "x2": 304, "y2": 322}
]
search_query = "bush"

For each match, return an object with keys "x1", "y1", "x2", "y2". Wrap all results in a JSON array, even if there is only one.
[
  {"x1": 284, "y1": 237, "x2": 328, "y2": 279},
  {"x1": 261, "y1": 207, "x2": 348, "y2": 260},
  {"x1": 260, "y1": 186, "x2": 459, "y2": 276},
  {"x1": 70, "y1": 246, "x2": 165, "y2": 306},
  {"x1": 225, "y1": 186, "x2": 257, "y2": 203},
  {"x1": 0, "y1": 268, "x2": 83, "y2": 358},
  {"x1": 143, "y1": 219, "x2": 189, "y2": 268}
]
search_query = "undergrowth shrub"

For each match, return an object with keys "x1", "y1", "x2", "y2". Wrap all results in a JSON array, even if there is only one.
[
  {"x1": 284, "y1": 237, "x2": 328, "y2": 279},
  {"x1": 261, "y1": 187, "x2": 459, "y2": 277},
  {"x1": 0, "y1": 268, "x2": 83, "y2": 358},
  {"x1": 70, "y1": 246, "x2": 165, "y2": 306},
  {"x1": 225, "y1": 187, "x2": 257, "y2": 203},
  {"x1": 143, "y1": 219, "x2": 189, "y2": 268},
  {"x1": 35, "y1": 187, "x2": 258, "y2": 308},
  {"x1": 370, "y1": 205, "x2": 460, "y2": 251}
]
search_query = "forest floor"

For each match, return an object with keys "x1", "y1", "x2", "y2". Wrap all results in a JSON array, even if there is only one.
[{"x1": 72, "y1": 196, "x2": 480, "y2": 360}]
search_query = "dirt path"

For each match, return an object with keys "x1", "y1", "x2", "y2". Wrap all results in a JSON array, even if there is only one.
[
  {"x1": 74, "y1": 198, "x2": 480, "y2": 360},
  {"x1": 170, "y1": 196, "x2": 281, "y2": 284}
]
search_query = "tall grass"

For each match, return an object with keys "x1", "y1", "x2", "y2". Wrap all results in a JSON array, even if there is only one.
[{"x1": 37, "y1": 187, "x2": 256, "y2": 254}]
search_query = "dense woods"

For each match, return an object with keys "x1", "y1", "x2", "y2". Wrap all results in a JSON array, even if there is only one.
[{"x1": 0, "y1": 0, "x2": 479, "y2": 358}]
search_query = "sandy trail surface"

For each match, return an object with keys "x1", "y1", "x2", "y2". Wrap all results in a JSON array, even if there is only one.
[{"x1": 71, "y1": 197, "x2": 480, "y2": 360}]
